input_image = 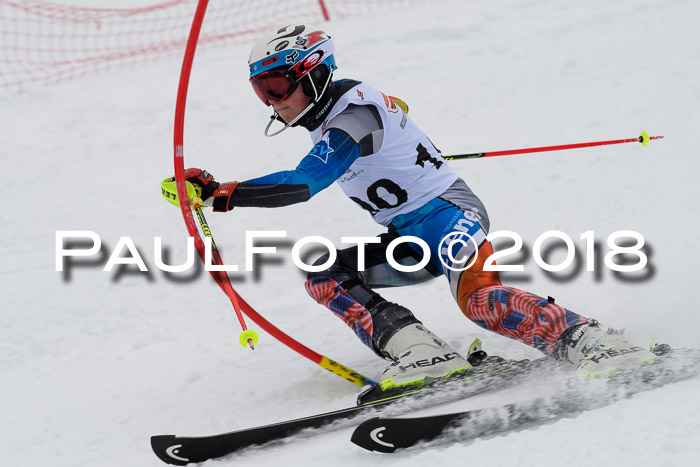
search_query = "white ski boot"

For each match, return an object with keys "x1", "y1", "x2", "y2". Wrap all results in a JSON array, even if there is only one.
[
  {"x1": 379, "y1": 323, "x2": 471, "y2": 389},
  {"x1": 560, "y1": 321, "x2": 657, "y2": 377}
]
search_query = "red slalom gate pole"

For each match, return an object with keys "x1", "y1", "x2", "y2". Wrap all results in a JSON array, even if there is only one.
[
  {"x1": 444, "y1": 131, "x2": 663, "y2": 160},
  {"x1": 173, "y1": 0, "x2": 374, "y2": 386}
]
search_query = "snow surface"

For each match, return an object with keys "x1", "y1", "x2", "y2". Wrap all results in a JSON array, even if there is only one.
[{"x1": 2, "y1": 0, "x2": 700, "y2": 466}]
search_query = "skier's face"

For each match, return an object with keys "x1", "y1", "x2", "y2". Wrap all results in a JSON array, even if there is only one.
[{"x1": 272, "y1": 85, "x2": 311, "y2": 123}]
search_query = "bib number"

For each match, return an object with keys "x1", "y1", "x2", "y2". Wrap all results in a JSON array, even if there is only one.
[{"x1": 350, "y1": 178, "x2": 408, "y2": 215}]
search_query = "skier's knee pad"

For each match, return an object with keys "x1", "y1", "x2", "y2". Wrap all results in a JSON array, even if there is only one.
[
  {"x1": 456, "y1": 240, "x2": 502, "y2": 315},
  {"x1": 304, "y1": 276, "x2": 337, "y2": 305}
]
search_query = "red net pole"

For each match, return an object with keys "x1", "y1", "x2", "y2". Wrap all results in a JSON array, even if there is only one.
[{"x1": 318, "y1": 0, "x2": 330, "y2": 20}]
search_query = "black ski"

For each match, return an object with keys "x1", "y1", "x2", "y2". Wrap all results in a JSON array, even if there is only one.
[
  {"x1": 151, "y1": 353, "x2": 551, "y2": 465},
  {"x1": 351, "y1": 347, "x2": 700, "y2": 453},
  {"x1": 151, "y1": 402, "x2": 388, "y2": 465}
]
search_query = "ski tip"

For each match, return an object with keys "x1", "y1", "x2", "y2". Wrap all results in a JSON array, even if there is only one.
[
  {"x1": 350, "y1": 418, "x2": 399, "y2": 453},
  {"x1": 151, "y1": 435, "x2": 190, "y2": 466}
]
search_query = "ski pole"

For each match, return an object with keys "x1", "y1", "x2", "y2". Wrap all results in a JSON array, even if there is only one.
[
  {"x1": 444, "y1": 131, "x2": 663, "y2": 160},
  {"x1": 190, "y1": 194, "x2": 258, "y2": 350}
]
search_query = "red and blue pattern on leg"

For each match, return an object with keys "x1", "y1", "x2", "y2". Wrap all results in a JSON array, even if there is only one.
[
  {"x1": 466, "y1": 285, "x2": 587, "y2": 355},
  {"x1": 305, "y1": 277, "x2": 374, "y2": 349}
]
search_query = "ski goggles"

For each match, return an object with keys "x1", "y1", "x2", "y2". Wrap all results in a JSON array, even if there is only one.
[{"x1": 250, "y1": 70, "x2": 299, "y2": 106}]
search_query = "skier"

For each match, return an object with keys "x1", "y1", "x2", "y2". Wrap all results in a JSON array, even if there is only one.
[{"x1": 165, "y1": 24, "x2": 656, "y2": 389}]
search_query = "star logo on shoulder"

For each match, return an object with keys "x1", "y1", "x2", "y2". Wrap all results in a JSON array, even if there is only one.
[{"x1": 309, "y1": 132, "x2": 335, "y2": 163}]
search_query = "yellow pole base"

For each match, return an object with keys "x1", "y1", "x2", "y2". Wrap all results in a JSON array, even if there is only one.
[
  {"x1": 640, "y1": 130, "x2": 650, "y2": 147},
  {"x1": 239, "y1": 329, "x2": 259, "y2": 349}
]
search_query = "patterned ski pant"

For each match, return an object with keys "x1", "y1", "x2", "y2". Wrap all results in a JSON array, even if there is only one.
[{"x1": 305, "y1": 178, "x2": 587, "y2": 357}]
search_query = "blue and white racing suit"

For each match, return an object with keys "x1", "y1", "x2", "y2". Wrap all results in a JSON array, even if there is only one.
[{"x1": 222, "y1": 79, "x2": 586, "y2": 358}]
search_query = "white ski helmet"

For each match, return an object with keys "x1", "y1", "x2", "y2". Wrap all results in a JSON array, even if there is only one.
[{"x1": 248, "y1": 25, "x2": 336, "y2": 135}]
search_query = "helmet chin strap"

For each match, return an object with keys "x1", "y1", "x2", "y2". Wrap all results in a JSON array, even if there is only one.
[
  {"x1": 263, "y1": 71, "x2": 333, "y2": 137},
  {"x1": 263, "y1": 101, "x2": 315, "y2": 137}
]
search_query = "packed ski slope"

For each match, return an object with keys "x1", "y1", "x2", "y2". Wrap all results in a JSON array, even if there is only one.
[{"x1": 2, "y1": 0, "x2": 700, "y2": 466}]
